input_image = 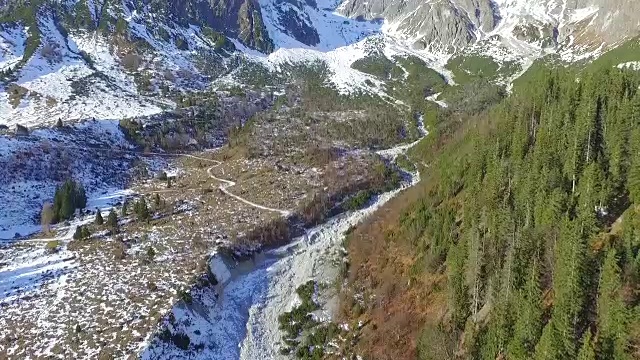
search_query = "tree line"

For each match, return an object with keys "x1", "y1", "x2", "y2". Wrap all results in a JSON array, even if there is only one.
[{"x1": 397, "y1": 66, "x2": 640, "y2": 359}]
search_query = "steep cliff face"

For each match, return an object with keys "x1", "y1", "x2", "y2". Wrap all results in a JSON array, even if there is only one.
[
  {"x1": 337, "y1": 0, "x2": 640, "y2": 52},
  {"x1": 0, "y1": 0, "x2": 274, "y2": 53},
  {"x1": 338, "y1": 0, "x2": 498, "y2": 52}
]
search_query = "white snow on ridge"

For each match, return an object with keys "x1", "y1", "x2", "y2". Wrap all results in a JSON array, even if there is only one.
[
  {"x1": 568, "y1": 6, "x2": 599, "y2": 24},
  {"x1": 267, "y1": 40, "x2": 385, "y2": 94},
  {"x1": 618, "y1": 61, "x2": 640, "y2": 70},
  {"x1": 0, "y1": 24, "x2": 27, "y2": 71},
  {"x1": 260, "y1": 0, "x2": 380, "y2": 51},
  {"x1": 0, "y1": 27, "x2": 167, "y2": 128}
]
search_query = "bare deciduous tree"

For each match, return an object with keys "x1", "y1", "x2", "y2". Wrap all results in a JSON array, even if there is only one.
[{"x1": 41, "y1": 202, "x2": 54, "y2": 234}]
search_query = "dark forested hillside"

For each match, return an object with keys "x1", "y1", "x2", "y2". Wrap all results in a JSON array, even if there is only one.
[{"x1": 341, "y1": 66, "x2": 640, "y2": 360}]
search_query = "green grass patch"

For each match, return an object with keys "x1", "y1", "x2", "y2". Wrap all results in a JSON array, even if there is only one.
[
  {"x1": 45, "y1": 240, "x2": 61, "y2": 253},
  {"x1": 446, "y1": 55, "x2": 499, "y2": 83},
  {"x1": 446, "y1": 55, "x2": 520, "y2": 85},
  {"x1": 395, "y1": 154, "x2": 416, "y2": 173},
  {"x1": 586, "y1": 37, "x2": 640, "y2": 70},
  {"x1": 343, "y1": 190, "x2": 373, "y2": 211},
  {"x1": 388, "y1": 55, "x2": 448, "y2": 109},
  {"x1": 351, "y1": 54, "x2": 404, "y2": 80}
]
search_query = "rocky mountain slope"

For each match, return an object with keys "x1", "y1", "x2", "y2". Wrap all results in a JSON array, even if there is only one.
[
  {"x1": 0, "y1": 0, "x2": 639, "y2": 129},
  {"x1": 338, "y1": 0, "x2": 640, "y2": 53}
]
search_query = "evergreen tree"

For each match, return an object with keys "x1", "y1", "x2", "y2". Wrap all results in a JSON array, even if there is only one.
[
  {"x1": 447, "y1": 241, "x2": 470, "y2": 331},
  {"x1": 52, "y1": 180, "x2": 87, "y2": 223},
  {"x1": 507, "y1": 262, "x2": 543, "y2": 359},
  {"x1": 596, "y1": 249, "x2": 629, "y2": 359},
  {"x1": 107, "y1": 209, "x2": 118, "y2": 231},
  {"x1": 534, "y1": 322, "x2": 561, "y2": 360},
  {"x1": 82, "y1": 226, "x2": 91, "y2": 239},
  {"x1": 134, "y1": 197, "x2": 150, "y2": 222},
  {"x1": 121, "y1": 199, "x2": 129, "y2": 216},
  {"x1": 73, "y1": 225, "x2": 90, "y2": 240},
  {"x1": 548, "y1": 219, "x2": 586, "y2": 359},
  {"x1": 60, "y1": 195, "x2": 75, "y2": 221},
  {"x1": 94, "y1": 209, "x2": 104, "y2": 225},
  {"x1": 576, "y1": 330, "x2": 596, "y2": 360},
  {"x1": 627, "y1": 136, "x2": 640, "y2": 204},
  {"x1": 76, "y1": 185, "x2": 87, "y2": 209}
]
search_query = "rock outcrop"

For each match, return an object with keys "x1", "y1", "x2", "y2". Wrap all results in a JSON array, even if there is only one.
[{"x1": 337, "y1": 0, "x2": 640, "y2": 52}]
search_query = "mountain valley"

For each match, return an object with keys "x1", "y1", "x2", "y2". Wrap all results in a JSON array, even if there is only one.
[{"x1": 1, "y1": 0, "x2": 640, "y2": 359}]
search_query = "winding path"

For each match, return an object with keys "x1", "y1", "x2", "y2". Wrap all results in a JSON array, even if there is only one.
[
  {"x1": 77, "y1": 145, "x2": 292, "y2": 217},
  {"x1": 184, "y1": 154, "x2": 292, "y2": 217}
]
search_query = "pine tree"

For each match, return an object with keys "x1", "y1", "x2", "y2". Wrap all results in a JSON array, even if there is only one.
[
  {"x1": 576, "y1": 330, "x2": 596, "y2": 360},
  {"x1": 76, "y1": 185, "x2": 87, "y2": 210},
  {"x1": 60, "y1": 195, "x2": 75, "y2": 221},
  {"x1": 597, "y1": 249, "x2": 629, "y2": 359},
  {"x1": 56, "y1": 118, "x2": 63, "y2": 128},
  {"x1": 121, "y1": 199, "x2": 129, "y2": 216},
  {"x1": 507, "y1": 263, "x2": 543, "y2": 359},
  {"x1": 447, "y1": 241, "x2": 470, "y2": 331},
  {"x1": 134, "y1": 197, "x2": 150, "y2": 222},
  {"x1": 627, "y1": 136, "x2": 640, "y2": 204},
  {"x1": 548, "y1": 219, "x2": 586, "y2": 358},
  {"x1": 52, "y1": 180, "x2": 88, "y2": 223},
  {"x1": 81, "y1": 226, "x2": 91, "y2": 239},
  {"x1": 534, "y1": 322, "x2": 561, "y2": 360},
  {"x1": 107, "y1": 209, "x2": 118, "y2": 231},
  {"x1": 73, "y1": 225, "x2": 85, "y2": 240},
  {"x1": 95, "y1": 209, "x2": 104, "y2": 225}
]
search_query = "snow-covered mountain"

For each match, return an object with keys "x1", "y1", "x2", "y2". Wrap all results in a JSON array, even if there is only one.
[
  {"x1": 0, "y1": 0, "x2": 639, "y2": 128},
  {"x1": 338, "y1": 0, "x2": 640, "y2": 53}
]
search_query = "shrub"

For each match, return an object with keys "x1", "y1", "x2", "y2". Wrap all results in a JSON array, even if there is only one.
[
  {"x1": 112, "y1": 241, "x2": 126, "y2": 260},
  {"x1": 45, "y1": 240, "x2": 60, "y2": 253},
  {"x1": 146, "y1": 246, "x2": 156, "y2": 259},
  {"x1": 7, "y1": 84, "x2": 28, "y2": 108},
  {"x1": 177, "y1": 289, "x2": 192, "y2": 304},
  {"x1": 40, "y1": 42, "x2": 61, "y2": 62},
  {"x1": 343, "y1": 190, "x2": 373, "y2": 211},
  {"x1": 73, "y1": 225, "x2": 91, "y2": 240},
  {"x1": 121, "y1": 53, "x2": 142, "y2": 71}
]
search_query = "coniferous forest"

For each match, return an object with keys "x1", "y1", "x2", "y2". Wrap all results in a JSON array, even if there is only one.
[{"x1": 343, "y1": 66, "x2": 640, "y2": 360}]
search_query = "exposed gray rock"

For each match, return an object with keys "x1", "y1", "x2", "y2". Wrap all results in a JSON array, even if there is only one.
[{"x1": 337, "y1": 0, "x2": 640, "y2": 52}]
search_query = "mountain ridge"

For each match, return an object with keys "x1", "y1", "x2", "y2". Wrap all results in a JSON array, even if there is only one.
[{"x1": 0, "y1": 0, "x2": 639, "y2": 129}]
